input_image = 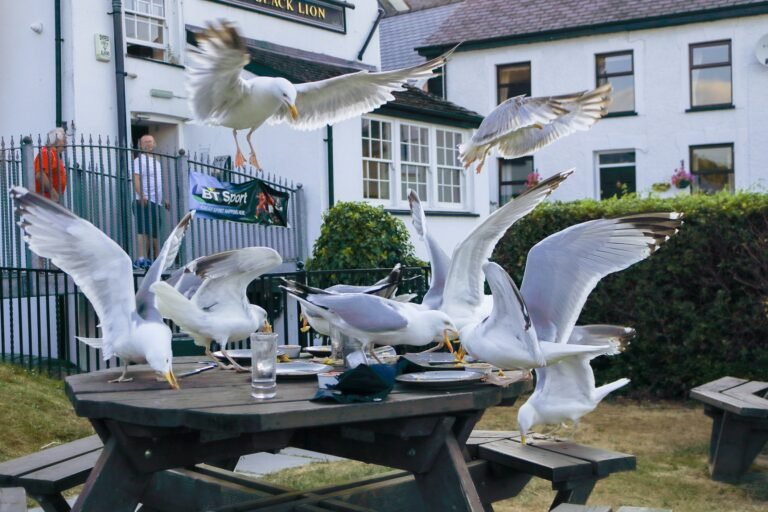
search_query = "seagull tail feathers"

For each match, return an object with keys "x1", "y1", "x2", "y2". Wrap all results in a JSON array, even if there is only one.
[
  {"x1": 150, "y1": 281, "x2": 203, "y2": 333},
  {"x1": 76, "y1": 336, "x2": 104, "y2": 349},
  {"x1": 594, "y1": 377, "x2": 630, "y2": 403}
]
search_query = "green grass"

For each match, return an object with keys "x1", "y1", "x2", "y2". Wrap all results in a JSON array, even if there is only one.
[
  {"x1": 264, "y1": 396, "x2": 768, "y2": 512},
  {"x1": 0, "y1": 363, "x2": 93, "y2": 462}
]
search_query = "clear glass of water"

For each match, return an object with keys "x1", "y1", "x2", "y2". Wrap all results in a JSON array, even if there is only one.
[
  {"x1": 250, "y1": 332, "x2": 278, "y2": 399},
  {"x1": 329, "y1": 326, "x2": 344, "y2": 360}
]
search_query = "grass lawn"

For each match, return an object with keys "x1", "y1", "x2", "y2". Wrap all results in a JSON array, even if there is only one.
[{"x1": 264, "y1": 396, "x2": 768, "y2": 512}]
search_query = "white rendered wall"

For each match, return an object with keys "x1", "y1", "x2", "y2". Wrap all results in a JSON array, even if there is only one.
[{"x1": 445, "y1": 15, "x2": 768, "y2": 203}]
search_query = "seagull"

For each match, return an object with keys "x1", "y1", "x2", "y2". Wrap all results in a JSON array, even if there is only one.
[
  {"x1": 151, "y1": 247, "x2": 283, "y2": 371},
  {"x1": 459, "y1": 262, "x2": 624, "y2": 370},
  {"x1": 187, "y1": 20, "x2": 455, "y2": 170},
  {"x1": 459, "y1": 83, "x2": 612, "y2": 173},
  {"x1": 439, "y1": 169, "x2": 574, "y2": 330},
  {"x1": 511, "y1": 212, "x2": 684, "y2": 443},
  {"x1": 280, "y1": 281, "x2": 458, "y2": 361},
  {"x1": 11, "y1": 187, "x2": 192, "y2": 389},
  {"x1": 408, "y1": 190, "x2": 451, "y2": 310}
]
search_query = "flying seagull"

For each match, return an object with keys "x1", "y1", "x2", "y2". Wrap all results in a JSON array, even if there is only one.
[
  {"x1": 459, "y1": 84, "x2": 612, "y2": 173},
  {"x1": 187, "y1": 20, "x2": 456, "y2": 170},
  {"x1": 11, "y1": 187, "x2": 193, "y2": 389},
  {"x1": 151, "y1": 247, "x2": 283, "y2": 371}
]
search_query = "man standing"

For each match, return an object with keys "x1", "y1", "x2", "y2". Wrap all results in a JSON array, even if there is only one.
[
  {"x1": 34, "y1": 127, "x2": 67, "y2": 202},
  {"x1": 133, "y1": 134, "x2": 169, "y2": 269}
]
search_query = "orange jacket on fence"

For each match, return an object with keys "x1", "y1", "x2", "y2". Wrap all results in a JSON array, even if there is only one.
[{"x1": 34, "y1": 146, "x2": 67, "y2": 198}]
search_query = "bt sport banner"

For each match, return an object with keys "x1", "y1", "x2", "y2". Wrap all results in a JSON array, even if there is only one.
[{"x1": 188, "y1": 171, "x2": 289, "y2": 227}]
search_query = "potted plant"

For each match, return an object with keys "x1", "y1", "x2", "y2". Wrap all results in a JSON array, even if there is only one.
[{"x1": 671, "y1": 160, "x2": 692, "y2": 189}]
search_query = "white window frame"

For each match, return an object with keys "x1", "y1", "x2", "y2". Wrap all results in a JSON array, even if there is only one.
[
  {"x1": 362, "y1": 116, "x2": 472, "y2": 212},
  {"x1": 124, "y1": 0, "x2": 168, "y2": 58},
  {"x1": 594, "y1": 149, "x2": 637, "y2": 200},
  {"x1": 362, "y1": 118, "x2": 394, "y2": 202}
]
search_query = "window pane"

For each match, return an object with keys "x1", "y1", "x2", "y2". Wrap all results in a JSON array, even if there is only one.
[
  {"x1": 497, "y1": 63, "x2": 531, "y2": 103},
  {"x1": 599, "y1": 166, "x2": 636, "y2": 199},
  {"x1": 692, "y1": 44, "x2": 729, "y2": 66},
  {"x1": 692, "y1": 67, "x2": 732, "y2": 106},
  {"x1": 372, "y1": 121, "x2": 380, "y2": 139},
  {"x1": 599, "y1": 53, "x2": 632, "y2": 75},
  {"x1": 125, "y1": 17, "x2": 136, "y2": 38},
  {"x1": 692, "y1": 146, "x2": 732, "y2": 172},
  {"x1": 382, "y1": 140, "x2": 391, "y2": 160},
  {"x1": 361, "y1": 118, "x2": 369, "y2": 138},
  {"x1": 599, "y1": 152, "x2": 635, "y2": 165},
  {"x1": 137, "y1": 20, "x2": 150, "y2": 41},
  {"x1": 694, "y1": 172, "x2": 733, "y2": 193},
  {"x1": 500, "y1": 158, "x2": 533, "y2": 182},
  {"x1": 382, "y1": 122, "x2": 390, "y2": 141},
  {"x1": 604, "y1": 74, "x2": 634, "y2": 113}
]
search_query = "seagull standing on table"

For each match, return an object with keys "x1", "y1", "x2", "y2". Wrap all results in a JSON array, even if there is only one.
[
  {"x1": 187, "y1": 20, "x2": 456, "y2": 170},
  {"x1": 11, "y1": 187, "x2": 193, "y2": 389},
  {"x1": 513, "y1": 212, "x2": 684, "y2": 443},
  {"x1": 151, "y1": 247, "x2": 282, "y2": 371},
  {"x1": 459, "y1": 84, "x2": 612, "y2": 173}
]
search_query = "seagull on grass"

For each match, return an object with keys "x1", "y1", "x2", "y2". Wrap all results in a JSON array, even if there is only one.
[
  {"x1": 459, "y1": 84, "x2": 612, "y2": 173},
  {"x1": 280, "y1": 280, "x2": 458, "y2": 361},
  {"x1": 11, "y1": 187, "x2": 192, "y2": 389},
  {"x1": 188, "y1": 20, "x2": 456, "y2": 170},
  {"x1": 151, "y1": 247, "x2": 283, "y2": 371}
]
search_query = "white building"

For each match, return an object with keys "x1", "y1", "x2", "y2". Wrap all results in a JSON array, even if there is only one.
[
  {"x1": 388, "y1": 0, "x2": 768, "y2": 206},
  {"x1": 0, "y1": 0, "x2": 486, "y2": 263}
]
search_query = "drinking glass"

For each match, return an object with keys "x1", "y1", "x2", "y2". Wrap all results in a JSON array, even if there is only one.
[{"x1": 250, "y1": 332, "x2": 278, "y2": 399}]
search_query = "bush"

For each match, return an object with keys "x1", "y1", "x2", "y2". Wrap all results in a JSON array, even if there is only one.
[
  {"x1": 493, "y1": 192, "x2": 768, "y2": 398},
  {"x1": 306, "y1": 201, "x2": 423, "y2": 272}
]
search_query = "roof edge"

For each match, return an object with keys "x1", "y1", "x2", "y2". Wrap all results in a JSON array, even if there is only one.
[{"x1": 417, "y1": 2, "x2": 768, "y2": 56}]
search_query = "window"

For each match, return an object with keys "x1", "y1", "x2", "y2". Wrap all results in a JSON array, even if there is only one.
[
  {"x1": 597, "y1": 151, "x2": 636, "y2": 199},
  {"x1": 125, "y1": 0, "x2": 167, "y2": 60},
  {"x1": 497, "y1": 62, "x2": 531, "y2": 104},
  {"x1": 596, "y1": 51, "x2": 635, "y2": 114},
  {"x1": 427, "y1": 66, "x2": 445, "y2": 99},
  {"x1": 499, "y1": 157, "x2": 533, "y2": 206},
  {"x1": 361, "y1": 118, "x2": 468, "y2": 210},
  {"x1": 689, "y1": 41, "x2": 732, "y2": 108},
  {"x1": 362, "y1": 118, "x2": 392, "y2": 200},
  {"x1": 436, "y1": 130, "x2": 463, "y2": 205},
  {"x1": 690, "y1": 144, "x2": 734, "y2": 193}
]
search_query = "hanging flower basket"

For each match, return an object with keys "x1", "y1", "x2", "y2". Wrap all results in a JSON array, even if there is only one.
[{"x1": 671, "y1": 160, "x2": 692, "y2": 190}]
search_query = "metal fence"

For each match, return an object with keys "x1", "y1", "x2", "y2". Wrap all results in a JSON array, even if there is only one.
[
  {"x1": 0, "y1": 134, "x2": 305, "y2": 268},
  {"x1": 0, "y1": 265, "x2": 430, "y2": 377}
]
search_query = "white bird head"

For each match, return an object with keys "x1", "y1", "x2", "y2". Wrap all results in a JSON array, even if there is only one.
[
  {"x1": 428, "y1": 311, "x2": 459, "y2": 352},
  {"x1": 517, "y1": 401, "x2": 538, "y2": 445},
  {"x1": 273, "y1": 78, "x2": 298, "y2": 120},
  {"x1": 141, "y1": 322, "x2": 179, "y2": 390}
]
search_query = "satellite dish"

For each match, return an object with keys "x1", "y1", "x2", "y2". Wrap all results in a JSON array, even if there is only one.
[{"x1": 757, "y1": 34, "x2": 768, "y2": 67}]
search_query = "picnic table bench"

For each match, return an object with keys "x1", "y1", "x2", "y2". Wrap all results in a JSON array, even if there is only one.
[{"x1": 690, "y1": 376, "x2": 768, "y2": 480}]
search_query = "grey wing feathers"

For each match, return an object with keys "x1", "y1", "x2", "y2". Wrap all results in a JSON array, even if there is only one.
[{"x1": 308, "y1": 294, "x2": 409, "y2": 333}]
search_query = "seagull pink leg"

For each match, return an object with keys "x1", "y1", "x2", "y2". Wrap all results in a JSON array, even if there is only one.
[
  {"x1": 246, "y1": 128, "x2": 263, "y2": 171},
  {"x1": 233, "y1": 129, "x2": 246, "y2": 169}
]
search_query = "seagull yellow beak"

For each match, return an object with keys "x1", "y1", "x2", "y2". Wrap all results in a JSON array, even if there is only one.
[
  {"x1": 164, "y1": 370, "x2": 180, "y2": 390},
  {"x1": 288, "y1": 104, "x2": 299, "y2": 121},
  {"x1": 300, "y1": 314, "x2": 310, "y2": 333}
]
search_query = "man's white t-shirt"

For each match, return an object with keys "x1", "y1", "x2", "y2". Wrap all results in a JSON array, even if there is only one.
[{"x1": 133, "y1": 153, "x2": 163, "y2": 203}]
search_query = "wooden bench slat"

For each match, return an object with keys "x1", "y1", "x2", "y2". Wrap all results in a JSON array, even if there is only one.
[
  {"x1": 0, "y1": 435, "x2": 101, "y2": 482},
  {"x1": 477, "y1": 439, "x2": 593, "y2": 482},
  {"x1": 689, "y1": 388, "x2": 768, "y2": 417},
  {"x1": 552, "y1": 505, "x2": 613, "y2": 512},
  {"x1": 17, "y1": 450, "x2": 102, "y2": 494},
  {"x1": 531, "y1": 441, "x2": 636, "y2": 477},
  {"x1": 721, "y1": 382, "x2": 768, "y2": 414},
  {"x1": 692, "y1": 376, "x2": 748, "y2": 393}
]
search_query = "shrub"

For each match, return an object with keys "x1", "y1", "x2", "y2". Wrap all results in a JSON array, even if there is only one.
[
  {"x1": 493, "y1": 192, "x2": 768, "y2": 398},
  {"x1": 306, "y1": 201, "x2": 423, "y2": 273}
]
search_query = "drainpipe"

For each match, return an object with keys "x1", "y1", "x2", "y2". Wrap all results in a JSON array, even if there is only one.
[
  {"x1": 324, "y1": 125, "x2": 334, "y2": 207},
  {"x1": 357, "y1": 8, "x2": 384, "y2": 61},
  {"x1": 54, "y1": 0, "x2": 63, "y2": 127},
  {"x1": 110, "y1": 0, "x2": 130, "y2": 249}
]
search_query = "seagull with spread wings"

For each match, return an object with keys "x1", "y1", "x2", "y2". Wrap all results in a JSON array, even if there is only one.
[
  {"x1": 459, "y1": 84, "x2": 612, "y2": 173},
  {"x1": 151, "y1": 247, "x2": 283, "y2": 371},
  {"x1": 187, "y1": 20, "x2": 455, "y2": 170},
  {"x1": 11, "y1": 187, "x2": 193, "y2": 389}
]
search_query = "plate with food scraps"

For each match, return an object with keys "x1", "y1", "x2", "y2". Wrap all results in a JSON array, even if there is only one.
[
  {"x1": 213, "y1": 349, "x2": 285, "y2": 365},
  {"x1": 276, "y1": 362, "x2": 333, "y2": 378},
  {"x1": 396, "y1": 370, "x2": 483, "y2": 389},
  {"x1": 303, "y1": 345, "x2": 333, "y2": 357}
]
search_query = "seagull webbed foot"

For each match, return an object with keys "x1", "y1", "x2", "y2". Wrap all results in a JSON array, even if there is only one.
[
  {"x1": 248, "y1": 152, "x2": 263, "y2": 171},
  {"x1": 234, "y1": 149, "x2": 246, "y2": 169}
]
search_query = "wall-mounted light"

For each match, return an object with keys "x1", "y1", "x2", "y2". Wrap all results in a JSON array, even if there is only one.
[{"x1": 30, "y1": 22, "x2": 44, "y2": 34}]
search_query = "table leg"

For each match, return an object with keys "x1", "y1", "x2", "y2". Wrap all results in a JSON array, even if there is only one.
[
  {"x1": 71, "y1": 436, "x2": 152, "y2": 512},
  {"x1": 413, "y1": 427, "x2": 486, "y2": 512}
]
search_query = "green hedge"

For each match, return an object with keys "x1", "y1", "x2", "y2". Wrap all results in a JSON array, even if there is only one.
[{"x1": 493, "y1": 192, "x2": 768, "y2": 399}]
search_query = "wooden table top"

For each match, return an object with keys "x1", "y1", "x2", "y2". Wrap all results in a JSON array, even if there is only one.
[
  {"x1": 690, "y1": 376, "x2": 768, "y2": 418},
  {"x1": 65, "y1": 357, "x2": 529, "y2": 434}
]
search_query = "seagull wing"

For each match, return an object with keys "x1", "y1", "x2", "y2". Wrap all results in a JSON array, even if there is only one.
[
  {"x1": 469, "y1": 95, "x2": 569, "y2": 147},
  {"x1": 191, "y1": 247, "x2": 283, "y2": 313},
  {"x1": 187, "y1": 22, "x2": 251, "y2": 124},
  {"x1": 308, "y1": 294, "x2": 408, "y2": 333},
  {"x1": 494, "y1": 84, "x2": 612, "y2": 159},
  {"x1": 268, "y1": 48, "x2": 455, "y2": 131},
  {"x1": 409, "y1": 190, "x2": 451, "y2": 309},
  {"x1": 521, "y1": 213, "x2": 683, "y2": 344},
  {"x1": 441, "y1": 169, "x2": 573, "y2": 315},
  {"x1": 136, "y1": 212, "x2": 194, "y2": 320},
  {"x1": 11, "y1": 187, "x2": 134, "y2": 360},
  {"x1": 535, "y1": 355, "x2": 594, "y2": 404}
]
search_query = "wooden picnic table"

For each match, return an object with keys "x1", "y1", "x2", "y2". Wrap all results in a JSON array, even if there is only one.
[{"x1": 65, "y1": 356, "x2": 530, "y2": 512}]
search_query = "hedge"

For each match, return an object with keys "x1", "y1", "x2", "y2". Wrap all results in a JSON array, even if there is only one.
[{"x1": 492, "y1": 191, "x2": 768, "y2": 399}]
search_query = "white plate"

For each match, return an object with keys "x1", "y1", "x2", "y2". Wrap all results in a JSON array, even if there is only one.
[
  {"x1": 276, "y1": 362, "x2": 333, "y2": 378},
  {"x1": 303, "y1": 346, "x2": 333, "y2": 357},
  {"x1": 212, "y1": 349, "x2": 285, "y2": 365},
  {"x1": 396, "y1": 370, "x2": 483, "y2": 389}
]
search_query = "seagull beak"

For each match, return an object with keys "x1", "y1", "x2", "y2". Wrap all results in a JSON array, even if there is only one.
[
  {"x1": 288, "y1": 103, "x2": 299, "y2": 121},
  {"x1": 300, "y1": 314, "x2": 310, "y2": 333},
  {"x1": 164, "y1": 370, "x2": 180, "y2": 390}
]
